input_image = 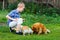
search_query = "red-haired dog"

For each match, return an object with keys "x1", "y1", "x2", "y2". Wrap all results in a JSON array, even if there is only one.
[{"x1": 32, "y1": 22, "x2": 50, "y2": 35}]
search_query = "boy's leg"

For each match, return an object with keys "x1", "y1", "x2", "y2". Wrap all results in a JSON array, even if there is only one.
[
  {"x1": 10, "y1": 27, "x2": 14, "y2": 32},
  {"x1": 9, "y1": 21, "x2": 17, "y2": 32}
]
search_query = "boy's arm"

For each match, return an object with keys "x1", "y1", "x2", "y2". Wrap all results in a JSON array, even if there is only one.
[
  {"x1": 6, "y1": 10, "x2": 17, "y2": 21},
  {"x1": 6, "y1": 15, "x2": 15, "y2": 21}
]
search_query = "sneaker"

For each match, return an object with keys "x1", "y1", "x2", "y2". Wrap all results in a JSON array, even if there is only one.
[
  {"x1": 19, "y1": 32, "x2": 23, "y2": 35},
  {"x1": 10, "y1": 27, "x2": 14, "y2": 32},
  {"x1": 16, "y1": 32, "x2": 23, "y2": 35}
]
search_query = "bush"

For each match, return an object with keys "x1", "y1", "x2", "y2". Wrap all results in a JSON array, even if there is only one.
[
  {"x1": 21, "y1": 13, "x2": 60, "y2": 26},
  {"x1": 7, "y1": 2, "x2": 60, "y2": 17},
  {"x1": 0, "y1": 2, "x2": 2, "y2": 10},
  {"x1": 8, "y1": 2, "x2": 18, "y2": 11}
]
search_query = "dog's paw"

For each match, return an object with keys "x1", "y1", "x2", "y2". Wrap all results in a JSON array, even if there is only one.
[
  {"x1": 23, "y1": 34, "x2": 25, "y2": 36},
  {"x1": 23, "y1": 35, "x2": 25, "y2": 36}
]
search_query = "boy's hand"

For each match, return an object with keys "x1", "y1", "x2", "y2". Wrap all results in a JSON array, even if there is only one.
[{"x1": 13, "y1": 18, "x2": 18, "y2": 21}]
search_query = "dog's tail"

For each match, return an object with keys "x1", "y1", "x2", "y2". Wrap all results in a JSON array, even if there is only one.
[{"x1": 47, "y1": 29, "x2": 50, "y2": 33}]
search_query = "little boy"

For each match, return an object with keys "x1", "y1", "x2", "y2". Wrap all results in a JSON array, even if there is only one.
[{"x1": 6, "y1": 2, "x2": 25, "y2": 34}]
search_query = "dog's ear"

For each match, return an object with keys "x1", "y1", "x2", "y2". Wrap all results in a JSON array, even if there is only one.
[
  {"x1": 32, "y1": 25, "x2": 37, "y2": 32},
  {"x1": 32, "y1": 25, "x2": 35, "y2": 30}
]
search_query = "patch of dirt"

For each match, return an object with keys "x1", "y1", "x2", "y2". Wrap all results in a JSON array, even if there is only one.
[{"x1": 0, "y1": 22, "x2": 7, "y2": 26}]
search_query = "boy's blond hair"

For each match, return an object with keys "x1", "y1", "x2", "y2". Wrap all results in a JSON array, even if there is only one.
[{"x1": 17, "y1": 2, "x2": 25, "y2": 8}]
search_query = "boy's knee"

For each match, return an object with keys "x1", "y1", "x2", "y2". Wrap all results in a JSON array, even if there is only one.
[{"x1": 9, "y1": 21, "x2": 17, "y2": 27}]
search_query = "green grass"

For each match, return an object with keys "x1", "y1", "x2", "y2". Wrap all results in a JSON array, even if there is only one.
[
  {"x1": 0, "y1": 24, "x2": 60, "y2": 40},
  {"x1": 0, "y1": 10, "x2": 60, "y2": 40},
  {"x1": 0, "y1": 10, "x2": 8, "y2": 23}
]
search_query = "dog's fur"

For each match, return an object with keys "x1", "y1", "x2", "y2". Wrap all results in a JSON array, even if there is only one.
[
  {"x1": 32, "y1": 22, "x2": 50, "y2": 35},
  {"x1": 12, "y1": 26, "x2": 33, "y2": 36},
  {"x1": 22, "y1": 26, "x2": 33, "y2": 36}
]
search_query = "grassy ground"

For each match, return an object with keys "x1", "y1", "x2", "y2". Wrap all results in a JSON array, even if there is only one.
[
  {"x1": 0, "y1": 10, "x2": 60, "y2": 40},
  {"x1": 0, "y1": 24, "x2": 60, "y2": 40}
]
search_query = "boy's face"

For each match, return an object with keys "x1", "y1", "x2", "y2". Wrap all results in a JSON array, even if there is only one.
[{"x1": 18, "y1": 4, "x2": 25, "y2": 12}]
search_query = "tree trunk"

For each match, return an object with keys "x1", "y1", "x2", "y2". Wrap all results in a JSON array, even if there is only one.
[{"x1": 2, "y1": 0, "x2": 4, "y2": 10}]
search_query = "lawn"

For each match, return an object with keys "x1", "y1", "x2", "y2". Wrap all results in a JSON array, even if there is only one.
[
  {"x1": 0, "y1": 10, "x2": 60, "y2": 40},
  {"x1": 0, "y1": 24, "x2": 60, "y2": 40}
]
